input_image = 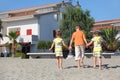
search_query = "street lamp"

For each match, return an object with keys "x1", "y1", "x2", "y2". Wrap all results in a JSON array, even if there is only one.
[
  {"x1": 61, "y1": 0, "x2": 73, "y2": 58},
  {"x1": 61, "y1": 0, "x2": 72, "y2": 38},
  {"x1": 68, "y1": 3, "x2": 73, "y2": 57}
]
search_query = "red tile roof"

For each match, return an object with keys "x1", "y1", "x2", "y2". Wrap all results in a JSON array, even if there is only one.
[
  {"x1": 94, "y1": 19, "x2": 120, "y2": 25},
  {"x1": 0, "y1": 2, "x2": 62, "y2": 14},
  {"x1": 93, "y1": 19, "x2": 120, "y2": 31}
]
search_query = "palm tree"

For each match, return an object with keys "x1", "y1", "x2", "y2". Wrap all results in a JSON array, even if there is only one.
[
  {"x1": 101, "y1": 27, "x2": 120, "y2": 52},
  {"x1": 7, "y1": 31, "x2": 19, "y2": 57}
]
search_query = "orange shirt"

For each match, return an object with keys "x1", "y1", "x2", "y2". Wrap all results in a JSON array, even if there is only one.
[{"x1": 72, "y1": 30, "x2": 86, "y2": 46}]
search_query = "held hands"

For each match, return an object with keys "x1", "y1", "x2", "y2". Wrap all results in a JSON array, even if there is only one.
[
  {"x1": 49, "y1": 48, "x2": 52, "y2": 51},
  {"x1": 86, "y1": 44, "x2": 89, "y2": 48},
  {"x1": 69, "y1": 46, "x2": 72, "y2": 50}
]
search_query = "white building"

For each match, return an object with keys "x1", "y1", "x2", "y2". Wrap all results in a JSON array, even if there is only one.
[{"x1": 0, "y1": 2, "x2": 71, "y2": 53}]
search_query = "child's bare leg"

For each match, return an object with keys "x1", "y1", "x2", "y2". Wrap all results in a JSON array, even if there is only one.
[
  {"x1": 56, "y1": 57, "x2": 60, "y2": 69},
  {"x1": 59, "y1": 57, "x2": 63, "y2": 69},
  {"x1": 81, "y1": 46, "x2": 85, "y2": 68},
  {"x1": 81, "y1": 57, "x2": 85, "y2": 68},
  {"x1": 93, "y1": 57, "x2": 97, "y2": 68},
  {"x1": 77, "y1": 59, "x2": 81, "y2": 69},
  {"x1": 98, "y1": 57, "x2": 102, "y2": 70}
]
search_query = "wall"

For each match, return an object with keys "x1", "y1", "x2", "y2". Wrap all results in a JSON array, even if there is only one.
[
  {"x1": 38, "y1": 12, "x2": 58, "y2": 41},
  {"x1": 6, "y1": 19, "x2": 38, "y2": 36},
  {"x1": 1, "y1": 18, "x2": 39, "y2": 52}
]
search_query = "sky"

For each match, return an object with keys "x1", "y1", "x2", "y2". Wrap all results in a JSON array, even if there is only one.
[{"x1": 0, "y1": 0, "x2": 120, "y2": 22}]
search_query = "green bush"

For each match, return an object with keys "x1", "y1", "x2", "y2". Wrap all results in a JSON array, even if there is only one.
[
  {"x1": 15, "y1": 52, "x2": 26, "y2": 59},
  {"x1": 16, "y1": 43, "x2": 22, "y2": 51},
  {"x1": 37, "y1": 40, "x2": 47, "y2": 49},
  {"x1": 37, "y1": 40, "x2": 52, "y2": 49},
  {"x1": 46, "y1": 41, "x2": 52, "y2": 49}
]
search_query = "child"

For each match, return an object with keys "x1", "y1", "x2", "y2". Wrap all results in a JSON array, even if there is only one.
[
  {"x1": 87, "y1": 31, "x2": 103, "y2": 70},
  {"x1": 49, "y1": 30, "x2": 69, "y2": 70}
]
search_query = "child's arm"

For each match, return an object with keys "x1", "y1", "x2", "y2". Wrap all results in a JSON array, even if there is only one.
[
  {"x1": 83, "y1": 34, "x2": 88, "y2": 45},
  {"x1": 69, "y1": 39, "x2": 73, "y2": 50},
  {"x1": 86, "y1": 40, "x2": 93, "y2": 47},
  {"x1": 49, "y1": 42, "x2": 55, "y2": 50},
  {"x1": 62, "y1": 42, "x2": 69, "y2": 50}
]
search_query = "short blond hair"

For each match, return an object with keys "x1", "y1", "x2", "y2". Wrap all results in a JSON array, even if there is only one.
[
  {"x1": 94, "y1": 31, "x2": 99, "y2": 35},
  {"x1": 56, "y1": 30, "x2": 62, "y2": 37},
  {"x1": 76, "y1": 25, "x2": 81, "y2": 29}
]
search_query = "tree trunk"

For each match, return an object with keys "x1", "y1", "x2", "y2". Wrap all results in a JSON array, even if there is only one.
[{"x1": 11, "y1": 42, "x2": 15, "y2": 57}]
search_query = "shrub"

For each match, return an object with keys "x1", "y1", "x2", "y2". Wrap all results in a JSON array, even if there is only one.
[
  {"x1": 37, "y1": 40, "x2": 47, "y2": 50},
  {"x1": 101, "y1": 27, "x2": 120, "y2": 52},
  {"x1": 15, "y1": 52, "x2": 26, "y2": 59},
  {"x1": 37, "y1": 40, "x2": 52, "y2": 52},
  {"x1": 46, "y1": 41, "x2": 52, "y2": 49}
]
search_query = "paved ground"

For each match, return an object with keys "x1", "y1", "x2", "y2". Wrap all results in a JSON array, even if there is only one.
[{"x1": 0, "y1": 56, "x2": 120, "y2": 80}]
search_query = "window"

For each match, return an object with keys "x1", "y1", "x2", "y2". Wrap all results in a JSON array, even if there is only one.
[
  {"x1": 26, "y1": 29, "x2": 32, "y2": 35},
  {"x1": 53, "y1": 30, "x2": 56, "y2": 38},
  {"x1": 16, "y1": 31, "x2": 20, "y2": 35}
]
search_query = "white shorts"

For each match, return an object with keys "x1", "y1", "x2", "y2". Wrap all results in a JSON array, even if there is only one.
[{"x1": 75, "y1": 45, "x2": 85, "y2": 60}]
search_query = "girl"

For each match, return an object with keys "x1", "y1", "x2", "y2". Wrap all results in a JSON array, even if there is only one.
[
  {"x1": 49, "y1": 30, "x2": 69, "y2": 70},
  {"x1": 87, "y1": 31, "x2": 103, "y2": 70}
]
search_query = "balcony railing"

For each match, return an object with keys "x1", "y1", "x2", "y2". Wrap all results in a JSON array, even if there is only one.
[
  {"x1": 0, "y1": 35, "x2": 38, "y2": 45},
  {"x1": 17, "y1": 35, "x2": 38, "y2": 44}
]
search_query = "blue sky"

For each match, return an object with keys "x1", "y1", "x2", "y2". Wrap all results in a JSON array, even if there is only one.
[{"x1": 0, "y1": 0, "x2": 120, "y2": 21}]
